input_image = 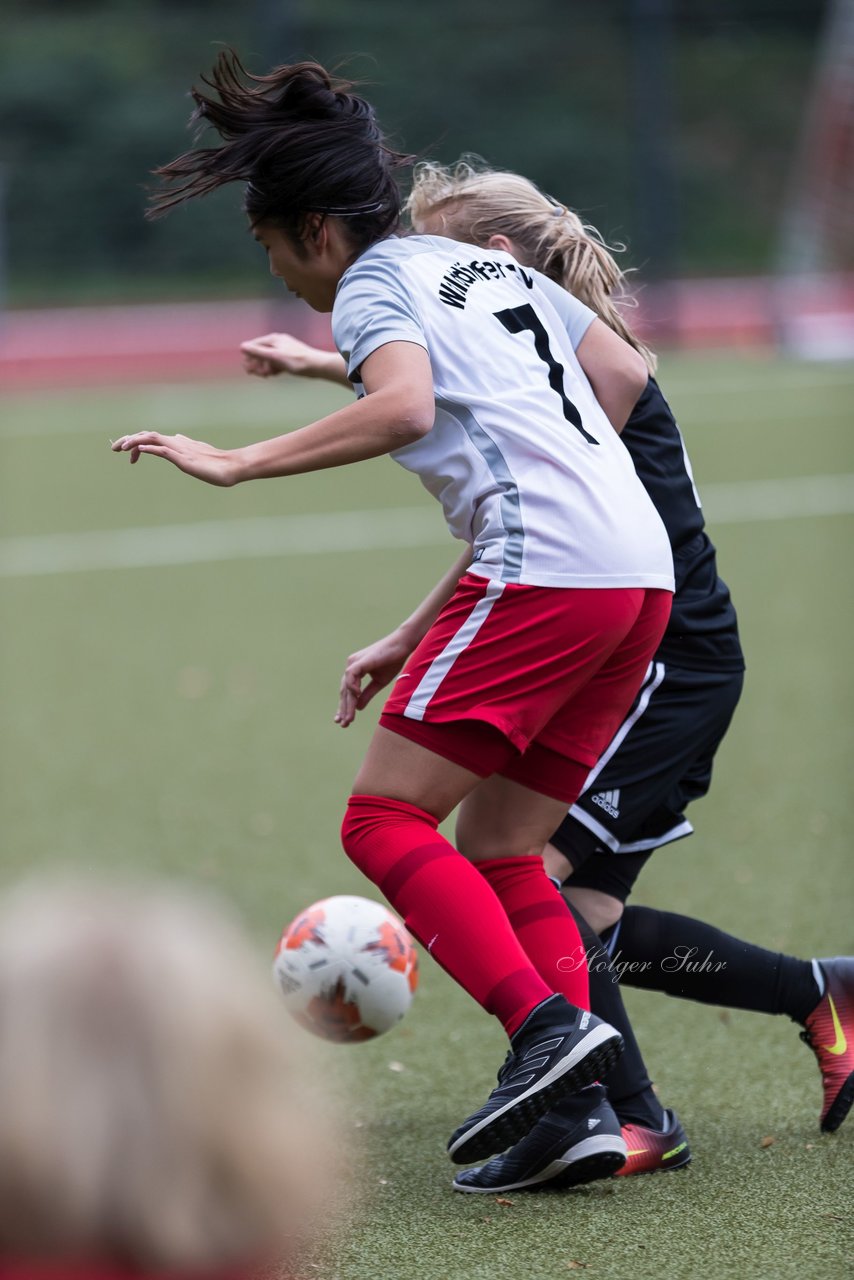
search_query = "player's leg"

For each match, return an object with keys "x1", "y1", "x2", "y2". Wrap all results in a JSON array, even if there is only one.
[
  {"x1": 502, "y1": 629, "x2": 682, "y2": 1149},
  {"x1": 454, "y1": 889, "x2": 683, "y2": 1192},
  {"x1": 556, "y1": 834, "x2": 853, "y2": 1135},
  {"x1": 347, "y1": 721, "x2": 602, "y2": 1021},
  {"x1": 346, "y1": 574, "x2": 658, "y2": 1020},
  {"x1": 560, "y1": 884, "x2": 625, "y2": 936},
  {"x1": 341, "y1": 573, "x2": 622, "y2": 1045},
  {"x1": 499, "y1": 660, "x2": 738, "y2": 1174},
  {"x1": 571, "y1": 727, "x2": 822, "y2": 1032},
  {"x1": 598, "y1": 901, "x2": 821, "y2": 1019},
  {"x1": 568, "y1": 895, "x2": 691, "y2": 1178},
  {"x1": 547, "y1": 839, "x2": 695, "y2": 1176},
  {"x1": 443, "y1": 770, "x2": 628, "y2": 1189},
  {"x1": 345, "y1": 722, "x2": 564, "y2": 1037},
  {"x1": 342, "y1": 579, "x2": 668, "y2": 1164},
  {"x1": 552, "y1": 664, "x2": 742, "y2": 1036},
  {"x1": 455, "y1": 770, "x2": 593, "y2": 1010},
  {"x1": 342, "y1": 725, "x2": 624, "y2": 1165},
  {"x1": 595, "y1": 904, "x2": 854, "y2": 1132},
  {"x1": 451, "y1": 591, "x2": 674, "y2": 1190},
  {"x1": 553, "y1": 848, "x2": 667, "y2": 1121},
  {"x1": 556, "y1": 652, "x2": 852, "y2": 1136},
  {"x1": 449, "y1": 586, "x2": 670, "y2": 1024}
]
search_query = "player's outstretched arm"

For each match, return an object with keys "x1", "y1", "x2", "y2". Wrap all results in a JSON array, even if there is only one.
[
  {"x1": 241, "y1": 332, "x2": 350, "y2": 386},
  {"x1": 112, "y1": 342, "x2": 433, "y2": 486},
  {"x1": 335, "y1": 544, "x2": 473, "y2": 727}
]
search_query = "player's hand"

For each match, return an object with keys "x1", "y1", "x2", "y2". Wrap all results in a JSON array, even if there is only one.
[
  {"x1": 241, "y1": 332, "x2": 328, "y2": 379},
  {"x1": 335, "y1": 631, "x2": 415, "y2": 728},
  {"x1": 111, "y1": 432, "x2": 240, "y2": 487}
]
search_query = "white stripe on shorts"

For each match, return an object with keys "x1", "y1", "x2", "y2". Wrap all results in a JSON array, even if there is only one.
[
  {"x1": 576, "y1": 660, "x2": 666, "y2": 795},
  {"x1": 568, "y1": 806, "x2": 694, "y2": 855},
  {"x1": 403, "y1": 578, "x2": 506, "y2": 722}
]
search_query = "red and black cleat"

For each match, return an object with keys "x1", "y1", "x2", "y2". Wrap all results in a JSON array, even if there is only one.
[
  {"x1": 801, "y1": 956, "x2": 854, "y2": 1133},
  {"x1": 616, "y1": 1109, "x2": 691, "y2": 1177}
]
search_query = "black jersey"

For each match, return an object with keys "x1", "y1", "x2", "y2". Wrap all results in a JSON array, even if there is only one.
[{"x1": 621, "y1": 377, "x2": 744, "y2": 672}]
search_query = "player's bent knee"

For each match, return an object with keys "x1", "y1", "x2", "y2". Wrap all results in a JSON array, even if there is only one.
[
  {"x1": 340, "y1": 793, "x2": 440, "y2": 881},
  {"x1": 564, "y1": 886, "x2": 624, "y2": 936}
]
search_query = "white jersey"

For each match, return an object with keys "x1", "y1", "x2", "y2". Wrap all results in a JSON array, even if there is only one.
[{"x1": 332, "y1": 235, "x2": 674, "y2": 592}]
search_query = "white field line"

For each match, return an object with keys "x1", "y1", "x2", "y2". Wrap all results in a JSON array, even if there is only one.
[
  {"x1": 1, "y1": 475, "x2": 853, "y2": 580},
  {"x1": 0, "y1": 387, "x2": 345, "y2": 438},
  {"x1": 701, "y1": 473, "x2": 854, "y2": 523},
  {"x1": 0, "y1": 507, "x2": 447, "y2": 578}
]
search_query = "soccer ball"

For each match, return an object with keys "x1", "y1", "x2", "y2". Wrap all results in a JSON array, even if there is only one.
[{"x1": 273, "y1": 895, "x2": 419, "y2": 1043}]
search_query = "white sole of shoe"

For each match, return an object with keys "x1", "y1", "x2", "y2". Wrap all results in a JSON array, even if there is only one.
[{"x1": 453, "y1": 1133, "x2": 628, "y2": 1193}]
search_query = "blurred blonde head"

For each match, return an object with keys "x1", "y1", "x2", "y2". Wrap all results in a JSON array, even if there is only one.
[
  {"x1": 0, "y1": 877, "x2": 334, "y2": 1273},
  {"x1": 407, "y1": 158, "x2": 657, "y2": 373}
]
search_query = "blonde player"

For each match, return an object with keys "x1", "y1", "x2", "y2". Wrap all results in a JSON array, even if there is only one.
[{"x1": 256, "y1": 160, "x2": 854, "y2": 1189}]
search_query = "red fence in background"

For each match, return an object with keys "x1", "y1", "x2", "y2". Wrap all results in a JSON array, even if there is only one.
[
  {"x1": 0, "y1": 300, "x2": 336, "y2": 390},
  {"x1": 638, "y1": 273, "x2": 854, "y2": 359},
  {"x1": 1, "y1": 274, "x2": 853, "y2": 391}
]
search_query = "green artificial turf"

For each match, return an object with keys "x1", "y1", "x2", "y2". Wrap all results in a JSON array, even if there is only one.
[{"x1": 1, "y1": 353, "x2": 852, "y2": 1279}]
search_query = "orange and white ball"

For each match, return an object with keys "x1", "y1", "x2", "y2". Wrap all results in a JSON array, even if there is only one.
[{"x1": 273, "y1": 895, "x2": 419, "y2": 1043}]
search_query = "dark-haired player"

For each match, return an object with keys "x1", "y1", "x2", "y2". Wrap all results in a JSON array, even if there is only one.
[{"x1": 112, "y1": 53, "x2": 680, "y2": 1178}]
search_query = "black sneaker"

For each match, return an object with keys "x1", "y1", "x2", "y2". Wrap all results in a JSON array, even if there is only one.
[
  {"x1": 453, "y1": 1084, "x2": 626, "y2": 1193},
  {"x1": 447, "y1": 995, "x2": 624, "y2": 1165}
]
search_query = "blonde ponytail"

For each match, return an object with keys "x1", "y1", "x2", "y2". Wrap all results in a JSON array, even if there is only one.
[{"x1": 407, "y1": 159, "x2": 657, "y2": 373}]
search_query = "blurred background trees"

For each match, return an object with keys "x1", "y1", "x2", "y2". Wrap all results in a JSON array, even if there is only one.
[{"x1": 0, "y1": 0, "x2": 830, "y2": 305}]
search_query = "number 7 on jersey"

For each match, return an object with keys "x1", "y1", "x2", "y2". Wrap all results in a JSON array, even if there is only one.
[{"x1": 495, "y1": 303, "x2": 598, "y2": 445}]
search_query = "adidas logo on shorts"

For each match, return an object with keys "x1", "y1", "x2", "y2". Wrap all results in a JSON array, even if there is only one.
[{"x1": 591, "y1": 789, "x2": 621, "y2": 819}]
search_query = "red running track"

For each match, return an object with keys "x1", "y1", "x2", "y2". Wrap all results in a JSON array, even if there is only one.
[{"x1": 1, "y1": 275, "x2": 852, "y2": 391}]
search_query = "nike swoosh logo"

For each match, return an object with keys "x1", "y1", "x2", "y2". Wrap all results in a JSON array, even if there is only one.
[
  {"x1": 626, "y1": 1148, "x2": 649, "y2": 1156},
  {"x1": 822, "y1": 994, "x2": 848, "y2": 1056}
]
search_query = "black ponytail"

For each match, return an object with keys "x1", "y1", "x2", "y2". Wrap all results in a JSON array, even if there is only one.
[{"x1": 148, "y1": 51, "x2": 413, "y2": 251}]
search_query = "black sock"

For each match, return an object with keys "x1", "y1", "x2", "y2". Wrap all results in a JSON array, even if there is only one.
[
  {"x1": 568, "y1": 905, "x2": 665, "y2": 1130},
  {"x1": 611, "y1": 906, "x2": 821, "y2": 1023}
]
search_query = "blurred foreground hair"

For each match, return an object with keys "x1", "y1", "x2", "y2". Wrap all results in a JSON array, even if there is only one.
[
  {"x1": 0, "y1": 877, "x2": 336, "y2": 1273},
  {"x1": 408, "y1": 158, "x2": 656, "y2": 373},
  {"x1": 149, "y1": 50, "x2": 413, "y2": 252}
]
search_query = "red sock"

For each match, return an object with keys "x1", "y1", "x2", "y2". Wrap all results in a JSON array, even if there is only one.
[
  {"x1": 341, "y1": 795, "x2": 555, "y2": 1036},
  {"x1": 476, "y1": 856, "x2": 591, "y2": 1009}
]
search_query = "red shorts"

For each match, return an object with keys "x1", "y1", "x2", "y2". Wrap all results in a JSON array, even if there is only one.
[{"x1": 380, "y1": 574, "x2": 671, "y2": 804}]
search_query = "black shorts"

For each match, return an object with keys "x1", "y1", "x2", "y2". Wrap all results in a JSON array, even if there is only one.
[{"x1": 551, "y1": 660, "x2": 744, "y2": 903}]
